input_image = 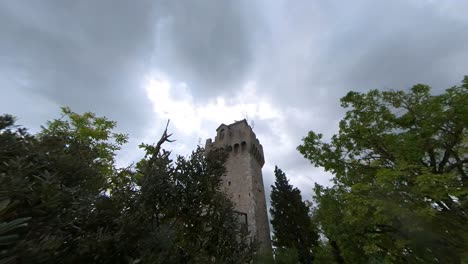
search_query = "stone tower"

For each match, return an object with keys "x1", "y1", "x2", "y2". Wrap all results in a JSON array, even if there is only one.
[{"x1": 205, "y1": 120, "x2": 272, "y2": 256}]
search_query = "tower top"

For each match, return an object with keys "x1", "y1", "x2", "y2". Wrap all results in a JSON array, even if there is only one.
[{"x1": 206, "y1": 119, "x2": 264, "y2": 166}]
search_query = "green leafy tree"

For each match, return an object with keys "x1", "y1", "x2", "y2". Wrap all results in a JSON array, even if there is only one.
[
  {"x1": 0, "y1": 108, "x2": 129, "y2": 262},
  {"x1": 0, "y1": 108, "x2": 253, "y2": 263},
  {"x1": 270, "y1": 166, "x2": 319, "y2": 264},
  {"x1": 298, "y1": 76, "x2": 468, "y2": 263},
  {"x1": 132, "y1": 142, "x2": 253, "y2": 263}
]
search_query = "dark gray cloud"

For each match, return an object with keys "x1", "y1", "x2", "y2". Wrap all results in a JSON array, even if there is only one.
[
  {"x1": 1, "y1": 0, "x2": 467, "y2": 199},
  {"x1": 0, "y1": 0, "x2": 158, "y2": 136},
  {"x1": 327, "y1": 1, "x2": 468, "y2": 93},
  {"x1": 245, "y1": 0, "x2": 468, "y2": 198},
  {"x1": 255, "y1": 0, "x2": 468, "y2": 119},
  {"x1": 0, "y1": 0, "x2": 261, "y2": 132},
  {"x1": 153, "y1": 0, "x2": 260, "y2": 100}
]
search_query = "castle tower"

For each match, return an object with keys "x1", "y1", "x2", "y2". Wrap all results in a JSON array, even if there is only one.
[{"x1": 205, "y1": 120, "x2": 272, "y2": 256}]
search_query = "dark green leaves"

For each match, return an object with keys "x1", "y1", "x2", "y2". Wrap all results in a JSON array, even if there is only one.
[
  {"x1": 0, "y1": 109, "x2": 253, "y2": 263},
  {"x1": 270, "y1": 166, "x2": 319, "y2": 264}
]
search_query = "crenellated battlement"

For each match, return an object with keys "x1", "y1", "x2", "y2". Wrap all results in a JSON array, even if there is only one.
[{"x1": 205, "y1": 119, "x2": 265, "y2": 166}]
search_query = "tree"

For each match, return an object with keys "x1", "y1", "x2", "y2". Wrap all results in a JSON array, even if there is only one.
[
  {"x1": 0, "y1": 108, "x2": 129, "y2": 263},
  {"x1": 270, "y1": 166, "x2": 319, "y2": 264},
  {"x1": 133, "y1": 143, "x2": 253, "y2": 263},
  {"x1": 0, "y1": 108, "x2": 253, "y2": 263},
  {"x1": 298, "y1": 76, "x2": 468, "y2": 262}
]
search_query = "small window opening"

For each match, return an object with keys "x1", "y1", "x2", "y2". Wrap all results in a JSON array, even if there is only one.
[{"x1": 234, "y1": 143, "x2": 240, "y2": 154}]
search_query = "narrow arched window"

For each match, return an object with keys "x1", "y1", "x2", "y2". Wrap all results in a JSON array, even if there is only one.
[{"x1": 241, "y1": 141, "x2": 247, "y2": 152}]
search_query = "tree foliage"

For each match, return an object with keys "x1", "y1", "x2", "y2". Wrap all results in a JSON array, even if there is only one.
[
  {"x1": 298, "y1": 77, "x2": 468, "y2": 263},
  {"x1": 0, "y1": 108, "x2": 253, "y2": 263},
  {"x1": 270, "y1": 166, "x2": 319, "y2": 264}
]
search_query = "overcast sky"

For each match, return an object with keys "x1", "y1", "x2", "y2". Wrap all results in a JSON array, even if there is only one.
[{"x1": 1, "y1": 0, "x2": 468, "y2": 202}]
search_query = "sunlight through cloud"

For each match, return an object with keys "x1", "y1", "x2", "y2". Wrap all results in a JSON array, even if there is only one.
[{"x1": 144, "y1": 73, "x2": 282, "y2": 138}]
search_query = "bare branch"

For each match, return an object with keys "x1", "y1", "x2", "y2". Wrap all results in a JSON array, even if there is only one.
[{"x1": 154, "y1": 119, "x2": 175, "y2": 155}]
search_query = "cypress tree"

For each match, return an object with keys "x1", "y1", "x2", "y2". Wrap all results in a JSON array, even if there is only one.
[{"x1": 270, "y1": 166, "x2": 319, "y2": 264}]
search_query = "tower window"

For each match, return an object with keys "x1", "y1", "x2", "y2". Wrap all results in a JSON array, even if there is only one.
[
  {"x1": 228, "y1": 181, "x2": 231, "y2": 186},
  {"x1": 234, "y1": 143, "x2": 239, "y2": 154},
  {"x1": 241, "y1": 141, "x2": 246, "y2": 152}
]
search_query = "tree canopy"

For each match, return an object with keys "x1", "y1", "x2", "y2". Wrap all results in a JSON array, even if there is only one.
[
  {"x1": 2, "y1": 75, "x2": 467, "y2": 263},
  {"x1": 298, "y1": 76, "x2": 468, "y2": 263},
  {"x1": 0, "y1": 107, "x2": 253, "y2": 263}
]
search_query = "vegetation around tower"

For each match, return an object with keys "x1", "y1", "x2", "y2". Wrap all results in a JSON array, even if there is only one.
[
  {"x1": 0, "y1": 107, "x2": 253, "y2": 263},
  {"x1": 1, "y1": 76, "x2": 467, "y2": 263}
]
